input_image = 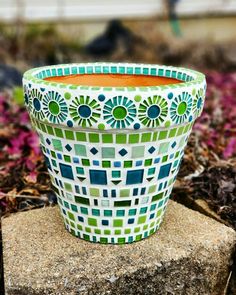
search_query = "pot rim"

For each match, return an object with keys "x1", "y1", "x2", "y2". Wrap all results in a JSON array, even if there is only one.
[
  {"x1": 23, "y1": 62, "x2": 205, "y2": 91},
  {"x1": 23, "y1": 62, "x2": 206, "y2": 130}
]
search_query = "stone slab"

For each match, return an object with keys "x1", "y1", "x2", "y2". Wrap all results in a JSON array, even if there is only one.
[{"x1": 2, "y1": 200, "x2": 236, "y2": 295}]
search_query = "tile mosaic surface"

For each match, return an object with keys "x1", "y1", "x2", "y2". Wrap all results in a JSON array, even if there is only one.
[{"x1": 23, "y1": 63, "x2": 206, "y2": 244}]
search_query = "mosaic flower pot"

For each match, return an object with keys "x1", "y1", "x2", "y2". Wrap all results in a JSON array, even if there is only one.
[{"x1": 23, "y1": 63, "x2": 206, "y2": 244}]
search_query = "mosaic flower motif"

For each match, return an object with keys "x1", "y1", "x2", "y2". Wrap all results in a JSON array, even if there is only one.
[
  {"x1": 170, "y1": 92, "x2": 192, "y2": 124},
  {"x1": 103, "y1": 96, "x2": 136, "y2": 129},
  {"x1": 69, "y1": 95, "x2": 101, "y2": 127},
  {"x1": 42, "y1": 91, "x2": 68, "y2": 123},
  {"x1": 138, "y1": 95, "x2": 168, "y2": 128},
  {"x1": 193, "y1": 89, "x2": 204, "y2": 117},
  {"x1": 28, "y1": 88, "x2": 45, "y2": 121}
]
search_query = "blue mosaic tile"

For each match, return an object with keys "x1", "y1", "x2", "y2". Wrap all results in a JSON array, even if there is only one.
[
  {"x1": 89, "y1": 170, "x2": 107, "y2": 185},
  {"x1": 90, "y1": 147, "x2": 98, "y2": 155},
  {"x1": 126, "y1": 169, "x2": 144, "y2": 185},
  {"x1": 93, "y1": 160, "x2": 100, "y2": 166},
  {"x1": 158, "y1": 163, "x2": 172, "y2": 179},
  {"x1": 119, "y1": 148, "x2": 128, "y2": 156},
  {"x1": 114, "y1": 161, "x2": 121, "y2": 167},
  {"x1": 59, "y1": 163, "x2": 74, "y2": 180},
  {"x1": 135, "y1": 160, "x2": 143, "y2": 167},
  {"x1": 148, "y1": 146, "x2": 155, "y2": 154},
  {"x1": 46, "y1": 138, "x2": 51, "y2": 145},
  {"x1": 44, "y1": 156, "x2": 52, "y2": 171}
]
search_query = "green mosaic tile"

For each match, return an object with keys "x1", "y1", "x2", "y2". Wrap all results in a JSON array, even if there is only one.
[
  {"x1": 80, "y1": 207, "x2": 88, "y2": 214},
  {"x1": 94, "y1": 228, "x2": 101, "y2": 234},
  {"x1": 88, "y1": 218, "x2": 97, "y2": 226},
  {"x1": 135, "y1": 234, "x2": 142, "y2": 241},
  {"x1": 102, "y1": 147, "x2": 115, "y2": 158},
  {"x1": 116, "y1": 210, "x2": 125, "y2": 217},
  {"x1": 177, "y1": 126, "x2": 185, "y2": 136},
  {"x1": 114, "y1": 200, "x2": 131, "y2": 207},
  {"x1": 90, "y1": 188, "x2": 100, "y2": 197},
  {"x1": 116, "y1": 134, "x2": 126, "y2": 144},
  {"x1": 104, "y1": 229, "x2": 111, "y2": 235},
  {"x1": 143, "y1": 225, "x2": 148, "y2": 231},
  {"x1": 152, "y1": 132, "x2": 158, "y2": 141},
  {"x1": 82, "y1": 159, "x2": 90, "y2": 166},
  {"x1": 138, "y1": 216, "x2": 146, "y2": 224},
  {"x1": 65, "y1": 182, "x2": 72, "y2": 192},
  {"x1": 83, "y1": 234, "x2": 90, "y2": 241},
  {"x1": 144, "y1": 159, "x2": 152, "y2": 166},
  {"x1": 162, "y1": 155, "x2": 168, "y2": 162},
  {"x1": 84, "y1": 227, "x2": 91, "y2": 233},
  {"x1": 158, "y1": 131, "x2": 168, "y2": 140},
  {"x1": 104, "y1": 210, "x2": 112, "y2": 217},
  {"x1": 76, "y1": 132, "x2": 86, "y2": 141},
  {"x1": 71, "y1": 204, "x2": 78, "y2": 212},
  {"x1": 118, "y1": 237, "x2": 126, "y2": 244},
  {"x1": 65, "y1": 130, "x2": 74, "y2": 140},
  {"x1": 54, "y1": 128, "x2": 64, "y2": 138},
  {"x1": 169, "y1": 128, "x2": 177, "y2": 138},
  {"x1": 152, "y1": 192, "x2": 164, "y2": 202},
  {"x1": 141, "y1": 133, "x2": 151, "y2": 142},
  {"x1": 101, "y1": 200, "x2": 109, "y2": 207},
  {"x1": 184, "y1": 124, "x2": 190, "y2": 133},
  {"x1": 134, "y1": 227, "x2": 141, "y2": 233},
  {"x1": 113, "y1": 219, "x2": 123, "y2": 227},
  {"x1": 46, "y1": 125, "x2": 54, "y2": 135},
  {"x1": 175, "y1": 151, "x2": 180, "y2": 158},
  {"x1": 63, "y1": 155, "x2": 71, "y2": 163},
  {"x1": 100, "y1": 237, "x2": 108, "y2": 243},
  {"x1": 68, "y1": 211, "x2": 75, "y2": 221},
  {"x1": 128, "y1": 134, "x2": 139, "y2": 144},
  {"x1": 148, "y1": 185, "x2": 157, "y2": 193},
  {"x1": 75, "y1": 196, "x2": 90, "y2": 205},
  {"x1": 51, "y1": 150, "x2": 56, "y2": 158},
  {"x1": 74, "y1": 144, "x2": 87, "y2": 156},
  {"x1": 159, "y1": 142, "x2": 169, "y2": 154},
  {"x1": 120, "y1": 189, "x2": 130, "y2": 197},
  {"x1": 150, "y1": 204, "x2": 157, "y2": 211},
  {"x1": 131, "y1": 146, "x2": 145, "y2": 158},
  {"x1": 102, "y1": 161, "x2": 111, "y2": 168},
  {"x1": 70, "y1": 222, "x2": 75, "y2": 230},
  {"x1": 89, "y1": 133, "x2": 99, "y2": 142},
  {"x1": 156, "y1": 209, "x2": 162, "y2": 217},
  {"x1": 148, "y1": 168, "x2": 156, "y2": 175},
  {"x1": 40, "y1": 123, "x2": 47, "y2": 133},
  {"x1": 125, "y1": 229, "x2": 131, "y2": 234},
  {"x1": 112, "y1": 171, "x2": 121, "y2": 178},
  {"x1": 102, "y1": 134, "x2": 113, "y2": 143},
  {"x1": 179, "y1": 137, "x2": 186, "y2": 148},
  {"x1": 149, "y1": 222, "x2": 155, "y2": 228},
  {"x1": 77, "y1": 224, "x2": 83, "y2": 230},
  {"x1": 64, "y1": 201, "x2": 69, "y2": 209},
  {"x1": 140, "y1": 207, "x2": 147, "y2": 214},
  {"x1": 124, "y1": 161, "x2": 132, "y2": 168},
  {"x1": 51, "y1": 159, "x2": 57, "y2": 167},
  {"x1": 76, "y1": 167, "x2": 84, "y2": 175},
  {"x1": 52, "y1": 139, "x2": 63, "y2": 151}
]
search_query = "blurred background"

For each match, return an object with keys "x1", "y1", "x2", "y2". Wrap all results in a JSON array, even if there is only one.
[
  {"x1": 1, "y1": 0, "x2": 236, "y2": 73},
  {"x1": 0, "y1": 1, "x2": 236, "y2": 235}
]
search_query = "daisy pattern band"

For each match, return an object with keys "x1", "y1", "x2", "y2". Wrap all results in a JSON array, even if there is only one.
[{"x1": 23, "y1": 63, "x2": 206, "y2": 131}]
